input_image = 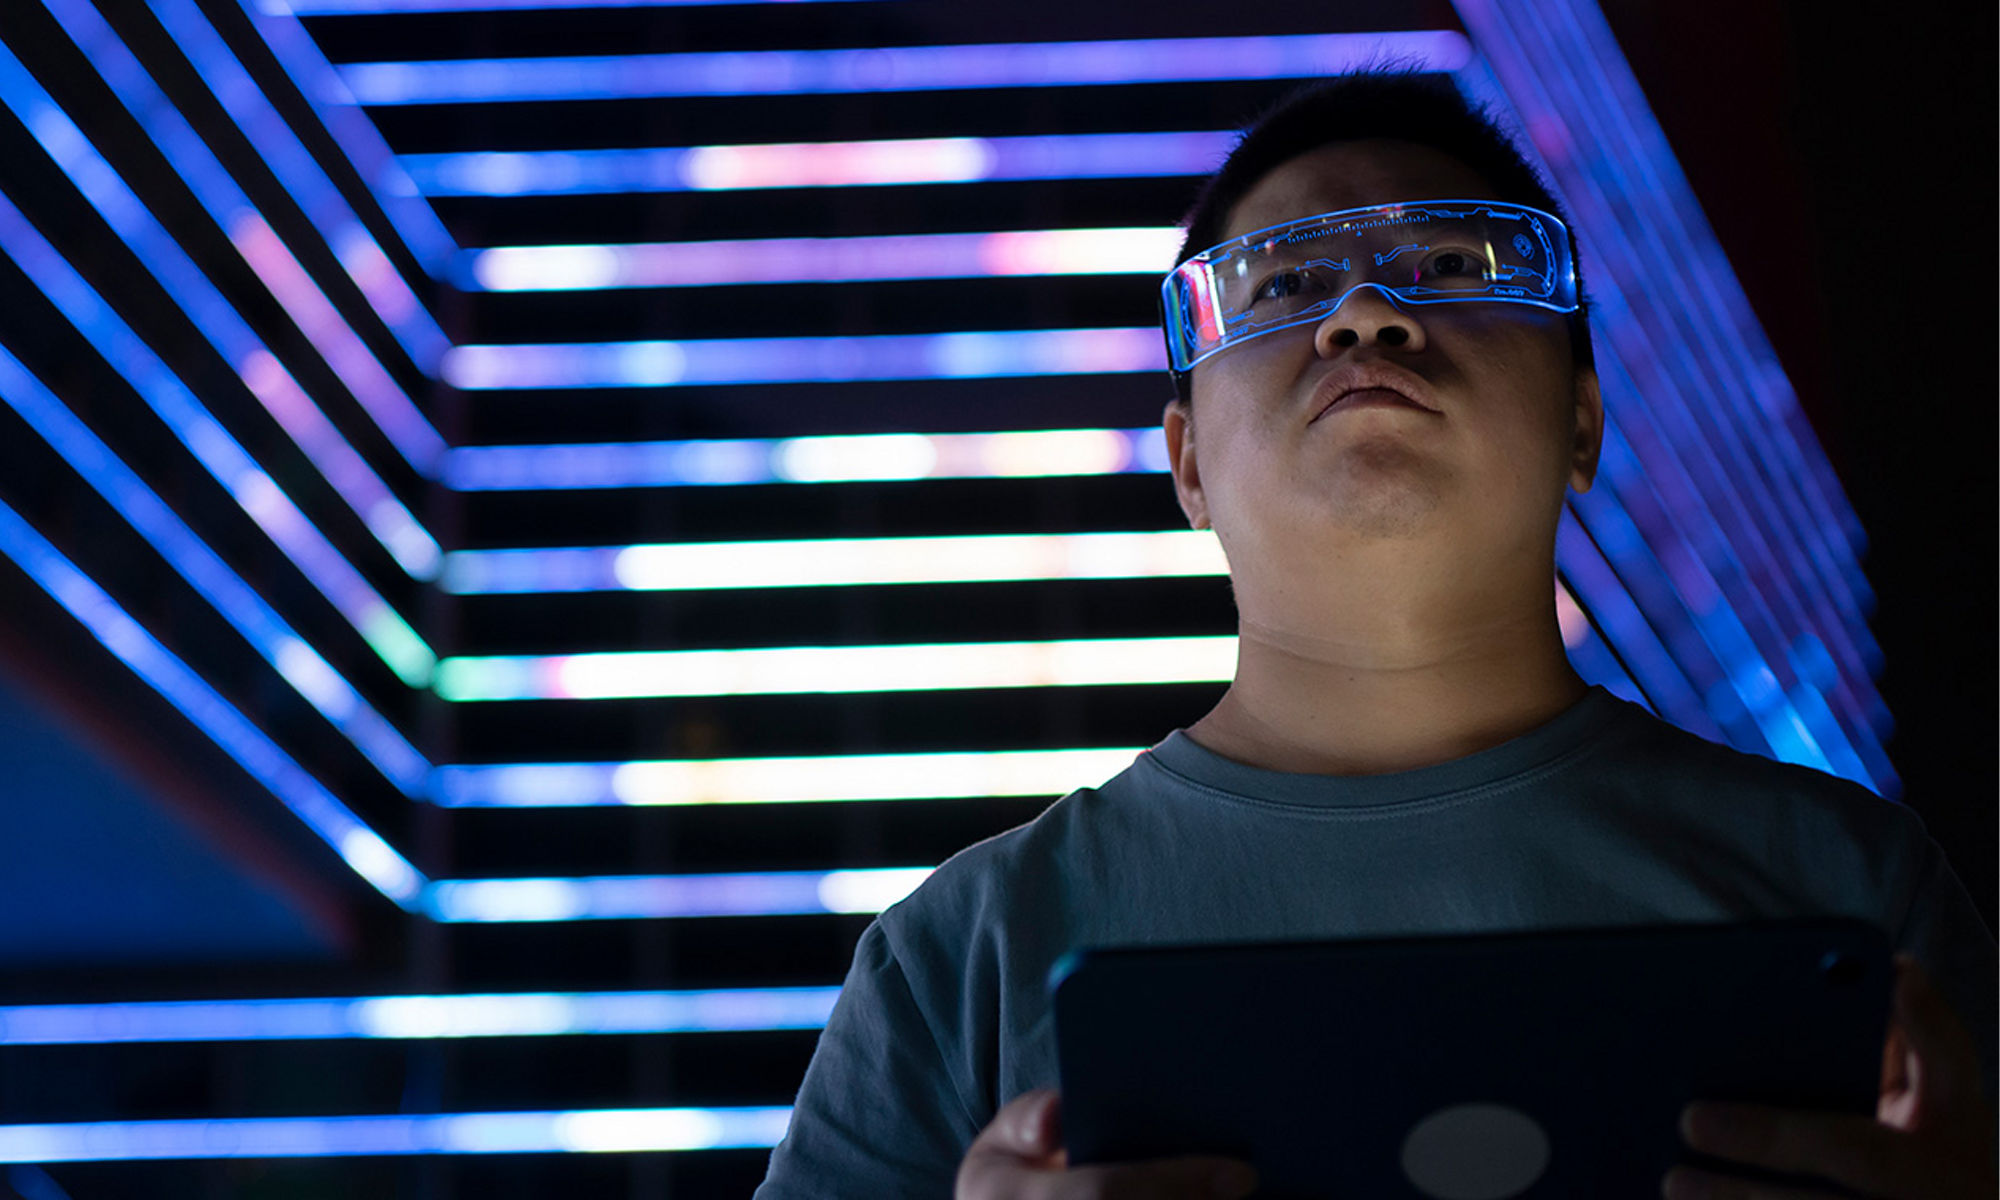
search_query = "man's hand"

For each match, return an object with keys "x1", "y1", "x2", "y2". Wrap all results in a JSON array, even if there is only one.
[
  {"x1": 1663, "y1": 954, "x2": 1998, "y2": 1199},
  {"x1": 955, "y1": 1089, "x2": 1260, "y2": 1200}
]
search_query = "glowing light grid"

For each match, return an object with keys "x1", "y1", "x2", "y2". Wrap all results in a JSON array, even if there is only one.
[
  {"x1": 403, "y1": 131, "x2": 1236, "y2": 197},
  {"x1": 442, "y1": 530, "x2": 1223, "y2": 594},
  {"x1": 465, "y1": 226, "x2": 1179, "y2": 291},
  {"x1": 435, "y1": 636, "x2": 1237, "y2": 702},
  {"x1": 443, "y1": 328, "x2": 1161, "y2": 389},
  {"x1": 0, "y1": 1106, "x2": 793, "y2": 1162},
  {"x1": 433, "y1": 746, "x2": 1140, "y2": 807},
  {"x1": 0, "y1": 987, "x2": 839, "y2": 1045},
  {"x1": 443, "y1": 426, "x2": 1170, "y2": 491},
  {"x1": 340, "y1": 32, "x2": 1469, "y2": 106},
  {"x1": 426, "y1": 867, "x2": 933, "y2": 922}
]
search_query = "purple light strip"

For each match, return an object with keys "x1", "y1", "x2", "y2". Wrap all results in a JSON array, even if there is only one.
[
  {"x1": 340, "y1": 32, "x2": 1470, "y2": 105},
  {"x1": 443, "y1": 328, "x2": 1163, "y2": 389},
  {"x1": 402, "y1": 131, "x2": 1237, "y2": 197}
]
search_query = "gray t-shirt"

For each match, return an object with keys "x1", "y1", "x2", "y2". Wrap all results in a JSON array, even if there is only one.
[{"x1": 756, "y1": 686, "x2": 1998, "y2": 1196}]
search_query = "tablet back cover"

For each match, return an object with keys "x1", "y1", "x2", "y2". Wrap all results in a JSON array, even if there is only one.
[{"x1": 1052, "y1": 918, "x2": 1889, "y2": 1198}]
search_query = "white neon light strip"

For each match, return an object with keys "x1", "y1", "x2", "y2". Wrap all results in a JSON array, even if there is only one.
[
  {"x1": 435, "y1": 636, "x2": 1237, "y2": 702},
  {"x1": 442, "y1": 427, "x2": 1170, "y2": 491},
  {"x1": 464, "y1": 226, "x2": 1180, "y2": 291},
  {"x1": 433, "y1": 746, "x2": 1142, "y2": 807},
  {"x1": 0, "y1": 987, "x2": 840, "y2": 1044},
  {"x1": 0, "y1": 497, "x2": 425, "y2": 905},
  {"x1": 402, "y1": 131, "x2": 1237, "y2": 196},
  {"x1": 442, "y1": 328, "x2": 1162, "y2": 389},
  {"x1": 441, "y1": 531, "x2": 1224, "y2": 594},
  {"x1": 340, "y1": 32, "x2": 1469, "y2": 105},
  {"x1": 426, "y1": 867, "x2": 933, "y2": 922},
  {"x1": 0, "y1": 1106, "x2": 793, "y2": 1162}
]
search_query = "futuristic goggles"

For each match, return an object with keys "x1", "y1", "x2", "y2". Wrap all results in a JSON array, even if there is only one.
[{"x1": 1161, "y1": 199, "x2": 1579, "y2": 373}]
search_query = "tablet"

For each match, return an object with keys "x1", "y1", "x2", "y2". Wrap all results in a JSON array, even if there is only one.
[{"x1": 1050, "y1": 917, "x2": 1890, "y2": 1199}]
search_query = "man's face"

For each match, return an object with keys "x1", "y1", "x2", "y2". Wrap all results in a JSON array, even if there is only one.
[{"x1": 1167, "y1": 139, "x2": 1602, "y2": 589}]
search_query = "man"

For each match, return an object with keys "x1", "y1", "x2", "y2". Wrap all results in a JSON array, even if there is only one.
[{"x1": 756, "y1": 70, "x2": 1998, "y2": 1198}]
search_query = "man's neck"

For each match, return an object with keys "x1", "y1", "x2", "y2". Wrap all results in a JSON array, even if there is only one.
[{"x1": 1183, "y1": 611, "x2": 1590, "y2": 777}]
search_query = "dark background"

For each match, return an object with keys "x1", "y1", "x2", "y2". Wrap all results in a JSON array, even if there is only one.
[{"x1": 1594, "y1": 0, "x2": 1996, "y2": 931}]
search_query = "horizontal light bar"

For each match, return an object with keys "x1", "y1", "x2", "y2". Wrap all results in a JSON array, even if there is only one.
[
  {"x1": 0, "y1": 497, "x2": 424, "y2": 905},
  {"x1": 276, "y1": 0, "x2": 876, "y2": 10},
  {"x1": 443, "y1": 328, "x2": 1162, "y2": 389},
  {"x1": 465, "y1": 226, "x2": 1179, "y2": 291},
  {"x1": 425, "y1": 867, "x2": 931, "y2": 921},
  {"x1": 0, "y1": 1106, "x2": 793, "y2": 1162},
  {"x1": 0, "y1": 987, "x2": 839, "y2": 1044},
  {"x1": 341, "y1": 32, "x2": 1468, "y2": 105},
  {"x1": 442, "y1": 531, "x2": 1223, "y2": 594},
  {"x1": 402, "y1": 131, "x2": 1236, "y2": 196},
  {"x1": 433, "y1": 746, "x2": 1142, "y2": 807},
  {"x1": 435, "y1": 636, "x2": 1236, "y2": 701},
  {"x1": 0, "y1": 342, "x2": 427, "y2": 794},
  {"x1": 442, "y1": 427, "x2": 1170, "y2": 490}
]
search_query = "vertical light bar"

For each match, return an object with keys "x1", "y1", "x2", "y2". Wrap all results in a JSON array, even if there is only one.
[{"x1": 0, "y1": 497, "x2": 424, "y2": 905}]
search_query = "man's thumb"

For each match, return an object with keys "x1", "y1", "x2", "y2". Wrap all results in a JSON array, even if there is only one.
[{"x1": 1010, "y1": 1088, "x2": 1061, "y2": 1154}]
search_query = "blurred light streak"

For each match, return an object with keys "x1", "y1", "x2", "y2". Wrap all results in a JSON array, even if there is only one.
[
  {"x1": 442, "y1": 531, "x2": 1224, "y2": 593},
  {"x1": 465, "y1": 226, "x2": 1181, "y2": 291},
  {"x1": 435, "y1": 636, "x2": 1238, "y2": 701},
  {"x1": 341, "y1": 32, "x2": 1470, "y2": 105},
  {"x1": 134, "y1": 0, "x2": 450, "y2": 369},
  {"x1": 0, "y1": 344, "x2": 427, "y2": 793},
  {"x1": 0, "y1": 987, "x2": 840, "y2": 1044},
  {"x1": 424, "y1": 867, "x2": 933, "y2": 921},
  {"x1": 432, "y1": 746, "x2": 1142, "y2": 807},
  {"x1": 402, "y1": 131, "x2": 1237, "y2": 196},
  {"x1": 443, "y1": 328, "x2": 1163, "y2": 389},
  {"x1": 0, "y1": 33, "x2": 441, "y2": 575},
  {"x1": 443, "y1": 427, "x2": 1171, "y2": 490},
  {"x1": 0, "y1": 498, "x2": 425, "y2": 905},
  {"x1": 0, "y1": 190, "x2": 436, "y2": 687},
  {"x1": 11, "y1": 12, "x2": 446, "y2": 475},
  {"x1": 233, "y1": 0, "x2": 458, "y2": 275},
  {"x1": 0, "y1": 1107, "x2": 793, "y2": 1162}
]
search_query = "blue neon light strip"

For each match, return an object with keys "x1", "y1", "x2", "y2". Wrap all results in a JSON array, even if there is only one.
[
  {"x1": 442, "y1": 427, "x2": 1170, "y2": 491},
  {"x1": 0, "y1": 497, "x2": 425, "y2": 905},
  {"x1": 105, "y1": 0, "x2": 450, "y2": 371},
  {"x1": 0, "y1": 188, "x2": 437, "y2": 687},
  {"x1": 443, "y1": 328, "x2": 1162, "y2": 389},
  {"x1": 424, "y1": 867, "x2": 932, "y2": 921},
  {"x1": 233, "y1": 0, "x2": 457, "y2": 275},
  {"x1": 1, "y1": 20, "x2": 447, "y2": 480},
  {"x1": 1449, "y1": 5, "x2": 1888, "y2": 790},
  {"x1": 403, "y1": 131, "x2": 1237, "y2": 197},
  {"x1": 0, "y1": 987, "x2": 839, "y2": 1044},
  {"x1": 0, "y1": 1106, "x2": 793, "y2": 1162},
  {"x1": 0, "y1": 33, "x2": 441, "y2": 578},
  {"x1": 0, "y1": 343, "x2": 427, "y2": 794},
  {"x1": 340, "y1": 33, "x2": 1469, "y2": 106}
]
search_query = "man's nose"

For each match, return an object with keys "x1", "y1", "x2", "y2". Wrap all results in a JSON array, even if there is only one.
[{"x1": 1312, "y1": 283, "x2": 1425, "y2": 355}]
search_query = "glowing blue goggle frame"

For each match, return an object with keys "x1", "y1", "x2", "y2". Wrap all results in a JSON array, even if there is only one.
[{"x1": 1161, "y1": 199, "x2": 1579, "y2": 373}]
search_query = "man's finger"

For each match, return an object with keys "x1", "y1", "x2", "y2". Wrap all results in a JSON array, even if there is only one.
[
  {"x1": 1891, "y1": 954, "x2": 1981, "y2": 1110},
  {"x1": 1680, "y1": 1101, "x2": 1915, "y2": 1198},
  {"x1": 970, "y1": 1089, "x2": 1063, "y2": 1160}
]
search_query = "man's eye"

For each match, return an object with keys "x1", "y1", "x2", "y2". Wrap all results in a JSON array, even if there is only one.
[
  {"x1": 1428, "y1": 249, "x2": 1487, "y2": 278},
  {"x1": 1251, "y1": 269, "x2": 1321, "y2": 302}
]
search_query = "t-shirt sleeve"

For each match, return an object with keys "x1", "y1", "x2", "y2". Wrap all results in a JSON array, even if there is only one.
[
  {"x1": 754, "y1": 919, "x2": 981, "y2": 1198},
  {"x1": 1887, "y1": 826, "x2": 1998, "y2": 1107}
]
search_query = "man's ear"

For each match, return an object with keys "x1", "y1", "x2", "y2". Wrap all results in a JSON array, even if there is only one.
[
  {"x1": 1163, "y1": 397, "x2": 1210, "y2": 530},
  {"x1": 1568, "y1": 366, "x2": 1604, "y2": 494}
]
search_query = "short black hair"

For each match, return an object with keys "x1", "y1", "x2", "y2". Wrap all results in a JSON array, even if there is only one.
[{"x1": 1167, "y1": 67, "x2": 1595, "y2": 406}]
